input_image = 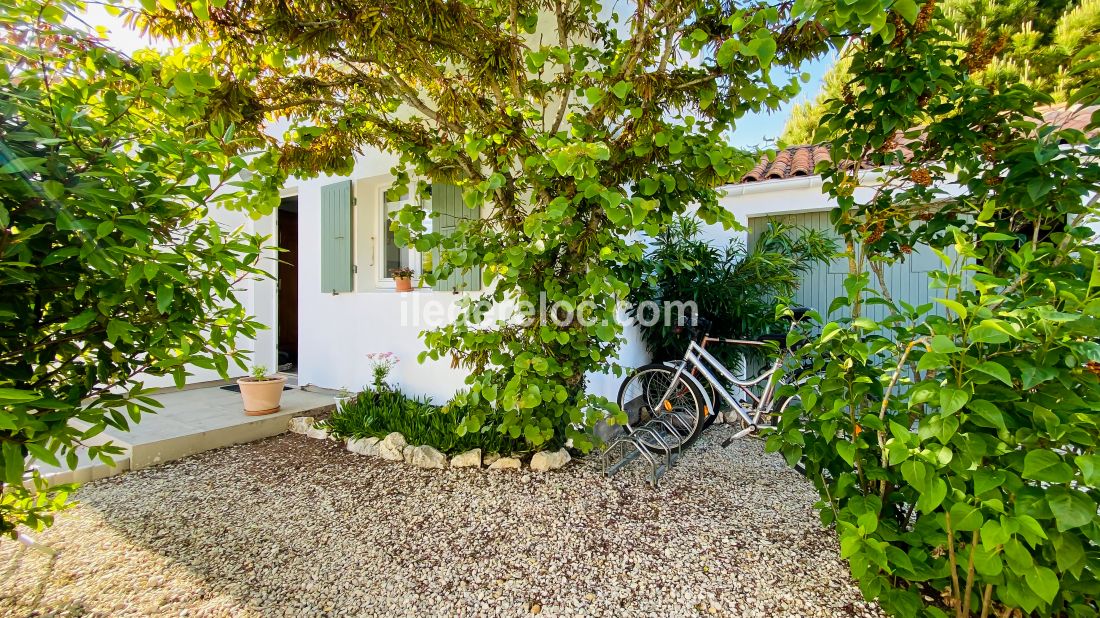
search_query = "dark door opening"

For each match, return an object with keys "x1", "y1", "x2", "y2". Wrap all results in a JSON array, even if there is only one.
[{"x1": 277, "y1": 198, "x2": 299, "y2": 373}]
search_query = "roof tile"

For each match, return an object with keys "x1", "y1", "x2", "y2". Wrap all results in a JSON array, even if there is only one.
[{"x1": 738, "y1": 105, "x2": 1096, "y2": 184}]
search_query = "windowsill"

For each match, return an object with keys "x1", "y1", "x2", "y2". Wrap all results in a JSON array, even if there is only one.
[
  {"x1": 375, "y1": 279, "x2": 429, "y2": 290},
  {"x1": 361, "y1": 287, "x2": 460, "y2": 295}
]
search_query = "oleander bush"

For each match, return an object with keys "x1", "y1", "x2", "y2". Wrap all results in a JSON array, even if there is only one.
[
  {"x1": 319, "y1": 390, "x2": 534, "y2": 456},
  {"x1": 768, "y1": 4, "x2": 1100, "y2": 615}
]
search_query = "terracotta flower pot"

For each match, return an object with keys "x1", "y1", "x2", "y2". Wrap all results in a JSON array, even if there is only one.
[
  {"x1": 238, "y1": 376, "x2": 287, "y2": 415},
  {"x1": 394, "y1": 276, "x2": 414, "y2": 292}
]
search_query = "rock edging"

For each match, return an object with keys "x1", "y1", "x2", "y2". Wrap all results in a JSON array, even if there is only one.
[{"x1": 289, "y1": 418, "x2": 571, "y2": 473}]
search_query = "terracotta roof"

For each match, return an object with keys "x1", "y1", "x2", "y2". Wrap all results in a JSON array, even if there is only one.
[
  {"x1": 741, "y1": 145, "x2": 831, "y2": 183},
  {"x1": 739, "y1": 105, "x2": 1097, "y2": 184},
  {"x1": 1039, "y1": 105, "x2": 1096, "y2": 133}
]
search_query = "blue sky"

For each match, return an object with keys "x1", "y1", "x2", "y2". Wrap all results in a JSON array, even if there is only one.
[{"x1": 727, "y1": 55, "x2": 833, "y2": 150}]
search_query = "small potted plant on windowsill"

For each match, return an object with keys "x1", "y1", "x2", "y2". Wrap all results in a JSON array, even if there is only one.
[
  {"x1": 237, "y1": 365, "x2": 287, "y2": 416},
  {"x1": 390, "y1": 266, "x2": 415, "y2": 292}
]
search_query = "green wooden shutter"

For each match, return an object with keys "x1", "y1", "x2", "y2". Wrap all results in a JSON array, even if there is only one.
[
  {"x1": 320, "y1": 180, "x2": 353, "y2": 293},
  {"x1": 431, "y1": 183, "x2": 481, "y2": 292}
]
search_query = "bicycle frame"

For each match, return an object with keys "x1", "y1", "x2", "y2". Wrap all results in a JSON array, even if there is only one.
[
  {"x1": 697, "y1": 336, "x2": 784, "y2": 410},
  {"x1": 666, "y1": 340, "x2": 780, "y2": 432}
]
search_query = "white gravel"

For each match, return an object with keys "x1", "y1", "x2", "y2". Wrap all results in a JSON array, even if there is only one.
[{"x1": 0, "y1": 427, "x2": 881, "y2": 617}]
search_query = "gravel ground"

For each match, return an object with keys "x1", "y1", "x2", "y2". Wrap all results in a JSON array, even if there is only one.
[{"x1": 1, "y1": 426, "x2": 881, "y2": 618}]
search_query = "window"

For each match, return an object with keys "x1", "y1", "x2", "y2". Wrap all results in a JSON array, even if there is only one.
[
  {"x1": 377, "y1": 188, "x2": 428, "y2": 286},
  {"x1": 376, "y1": 182, "x2": 482, "y2": 291},
  {"x1": 383, "y1": 193, "x2": 415, "y2": 277}
]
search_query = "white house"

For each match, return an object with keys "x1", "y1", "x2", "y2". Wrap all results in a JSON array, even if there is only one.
[{"x1": 180, "y1": 105, "x2": 1095, "y2": 405}]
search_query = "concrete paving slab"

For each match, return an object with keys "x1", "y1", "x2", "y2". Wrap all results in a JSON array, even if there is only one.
[{"x1": 34, "y1": 384, "x2": 336, "y2": 483}]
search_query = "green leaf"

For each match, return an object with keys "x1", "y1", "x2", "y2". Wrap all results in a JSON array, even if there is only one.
[
  {"x1": 968, "y1": 399, "x2": 1005, "y2": 430},
  {"x1": 972, "y1": 469, "x2": 1005, "y2": 495},
  {"x1": 933, "y1": 297, "x2": 967, "y2": 319},
  {"x1": 0, "y1": 388, "x2": 40, "y2": 404},
  {"x1": 837, "y1": 440, "x2": 855, "y2": 465},
  {"x1": 1075, "y1": 454, "x2": 1100, "y2": 487},
  {"x1": 2, "y1": 442, "x2": 24, "y2": 484},
  {"x1": 939, "y1": 387, "x2": 969, "y2": 415},
  {"x1": 1053, "y1": 531, "x2": 1086, "y2": 576},
  {"x1": 748, "y1": 36, "x2": 777, "y2": 66},
  {"x1": 902, "y1": 460, "x2": 947, "y2": 512},
  {"x1": 1023, "y1": 450, "x2": 1074, "y2": 483},
  {"x1": 25, "y1": 443, "x2": 59, "y2": 467},
  {"x1": 716, "y1": 39, "x2": 738, "y2": 66},
  {"x1": 930, "y1": 334, "x2": 961, "y2": 353},
  {"x1": 917, "y1": 352, "x2": 949, "y2": 371},
  {"x1": 191, "y1": 0, "x2": 210, "y2": 20},
  {"x1": 611, "y1": 81, "x2": 631, "y2": 100},
  {"x1": 949, "y1": 502, "x2": 983, "y2": 531},
  {"x1": 1046, "y1": 487, "x2": 1095, "y2": 531},
  {"x1": 1026, "y1": 566, "x2": 1060, "y2": 605},
  {"x1": 892, "y1": 0, "x2": 919, "y2": 23},
  {"x1": 972, "y1": 361, "x2": 1012, "y2": 386},
  {"x1": 519, "y1": 385, "x2": 541, "y2": 409},
  {"x1": 156, "y1": 284, "x2": 174, "y2": 314},
  {"x1": 62, "y1": 310, "x2": 98, "y2": 331},
  {"x1": 523, "y1": 423, "x2": 543, "y2": 444},
  {"x1": 173, "y1": 71, "x2": 193, "y2": 95}
]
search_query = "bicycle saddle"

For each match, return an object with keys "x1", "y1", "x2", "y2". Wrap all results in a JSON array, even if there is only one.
[{"x1": 786, "y1": 306, "x2": 812, "y2": 322}]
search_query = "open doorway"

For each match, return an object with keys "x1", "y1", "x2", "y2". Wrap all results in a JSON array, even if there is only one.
[{"x1": 277, "y1": 197, "x2": 299, "y2": 373}]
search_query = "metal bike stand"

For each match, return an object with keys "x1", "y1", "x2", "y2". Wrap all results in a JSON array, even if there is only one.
[
  {"x1": 601, "y1": 435, "x2": 665, "y2": 488},
  {"x1": 632, "y1": 425, "x2": 674, "y2": 473},
  {"x1": 644, "y1": 417, "x2": 684, "y2": 461},
  {"x1": 663, "y1": 410, "x2": 695, "y2": 438},
  {"x1": 600, "y1": 414, "x2": 693, "y2": 488}
]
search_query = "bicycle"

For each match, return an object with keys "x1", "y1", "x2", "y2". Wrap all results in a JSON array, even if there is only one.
[{"x1": 615, "y1": 307, "x2": 814, "y2": 452}]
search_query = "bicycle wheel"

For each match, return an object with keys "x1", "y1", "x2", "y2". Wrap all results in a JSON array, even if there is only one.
[
  {"x1": 616, "y1": 363, "x2": 706, "y2": 451},
  {"x1": 662, "y1": 360, "x2": 722, "y2": 430}
]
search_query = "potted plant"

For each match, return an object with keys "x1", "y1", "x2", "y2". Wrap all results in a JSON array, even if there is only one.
[
  {"x1": 237, "y1": 365, "x2": 287, "y2": 416},
  {"x1": 390, "y1": 266, "x2": 415, "y2": 292},
  {"x1": 334, "y1": 387, "x2": 356, "y2": 412}
]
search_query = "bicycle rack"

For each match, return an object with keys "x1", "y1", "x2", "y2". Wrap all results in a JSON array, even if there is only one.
[{"x1": 600, "y1": 414, "x2": 688, "y2": 488}]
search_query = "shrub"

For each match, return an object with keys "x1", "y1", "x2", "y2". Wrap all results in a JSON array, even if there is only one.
[
  {"x1": 630, "y1": 216, "x2": 835, "y2": 366},
  {"x1": 0, "y1": 2, "x2": 280, "y2": 536},
  {"x1": 768, "y1": 5, "x2": 1100, "y2": 615},
  {"x1": 319, "y1": 390, "x2": 535, "y2": 456}
]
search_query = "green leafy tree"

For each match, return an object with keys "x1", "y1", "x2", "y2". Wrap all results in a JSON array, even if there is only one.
[
  {"x1": 780, "y1": 0, "x2": 1099, "y2": 144},
  {"x1": 143, "y1": 0, "x2": 868, "y2": 451},
  {"x1": 769, "y1": 0, "x2": 1100, "y2": 614},
  {"x1": 0, "y1": 0, "x2": 283, "y2": 536}
]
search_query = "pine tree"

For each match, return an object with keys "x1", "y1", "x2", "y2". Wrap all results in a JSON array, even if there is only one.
[{"x1": 780, "y1": 0, "x2": 1100, "y2": 145}]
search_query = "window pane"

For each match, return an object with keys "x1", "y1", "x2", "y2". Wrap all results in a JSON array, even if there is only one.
[{"x1": 384, "y1": 198, "x2": 413, "y2": 276}]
